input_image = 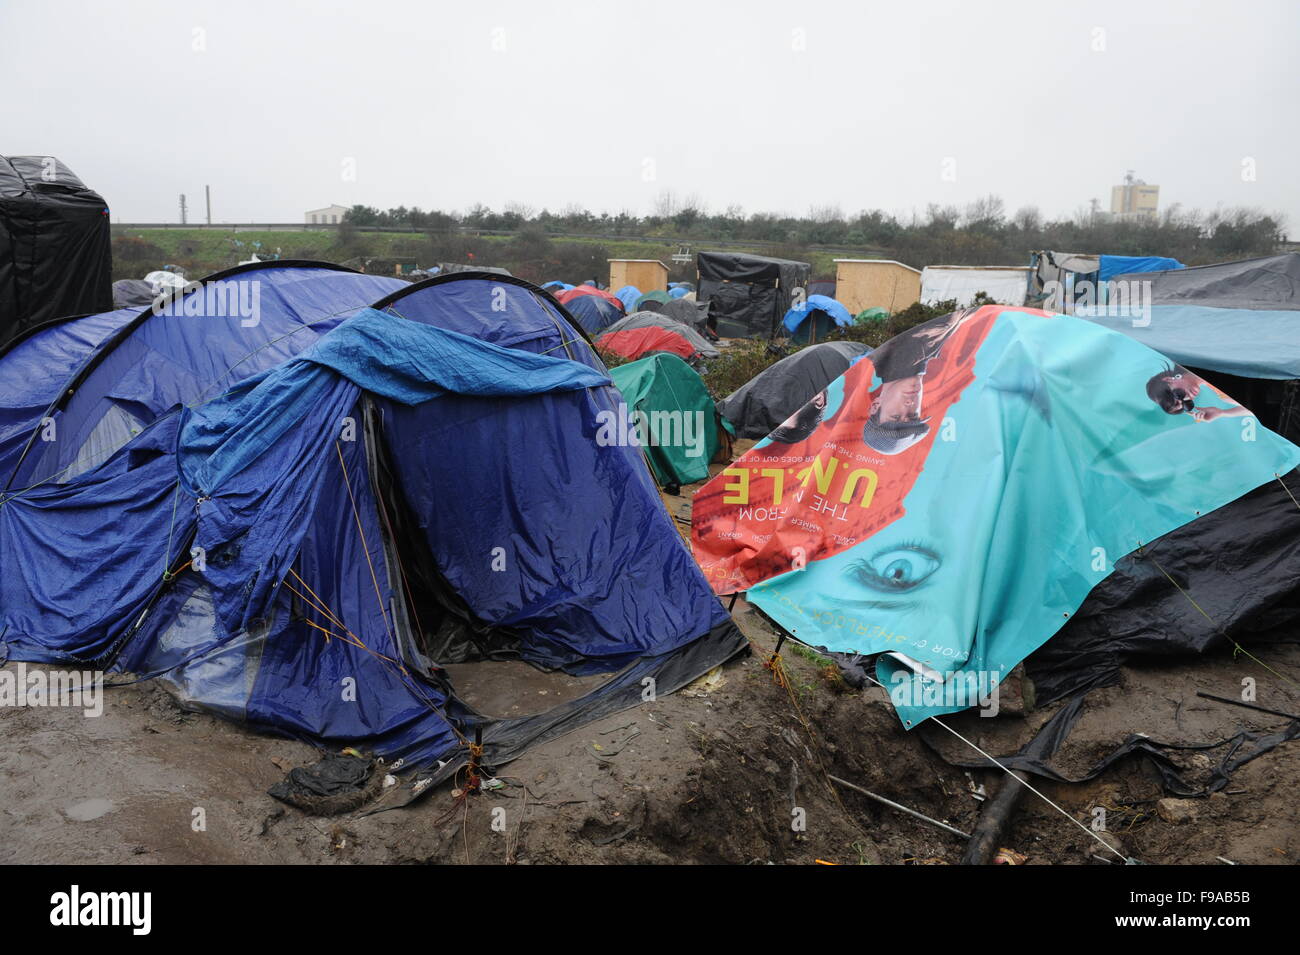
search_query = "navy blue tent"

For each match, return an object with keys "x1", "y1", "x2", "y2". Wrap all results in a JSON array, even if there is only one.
[
  {"x1": 561, "y1": 291, "x2": 624, "y2": 334},
  {"x1": 4, "y1": 260, "x2": 406, "y2": 489},
  {"x1": 0, "y1": 307, "x2": 139, "y2": 477},
  {"x1": 0, "y1": 266, "x2": 742, "y2": 777}
]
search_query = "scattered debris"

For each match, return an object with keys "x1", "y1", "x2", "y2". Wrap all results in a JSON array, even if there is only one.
[{"x1": 269, "y1": 753, "x2": 381, "y2": 816}]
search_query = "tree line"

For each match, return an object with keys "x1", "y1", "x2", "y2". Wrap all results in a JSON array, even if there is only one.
[{"x1": 343, "y1": 193, "x2": 1288, "y2": 267}]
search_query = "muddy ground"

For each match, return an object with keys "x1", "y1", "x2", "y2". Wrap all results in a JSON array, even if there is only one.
[
  {"x1": 3, "y1": 445, "x2": 1298, "y2": 865},
  {"x1": 2, "y1": 605, "x2": 1297, "y2": 865}
]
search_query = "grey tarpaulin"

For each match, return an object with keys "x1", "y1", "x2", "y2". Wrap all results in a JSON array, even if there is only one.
[
  {"x1": 598, "y1": 310, "x2": 720, "y2": 359},
  {"x1": 1077, "y1": 253, "x2": 1300, "y2": 381},
  {"x1": 111, "y1": 279, "x2": 158, "y2": 309},
  {"x1": 717, "y1": 341, "x2": 870, "y2": 439},
  {"x1": 658, "y1": 296, "x2": 710, "y2": 330}
]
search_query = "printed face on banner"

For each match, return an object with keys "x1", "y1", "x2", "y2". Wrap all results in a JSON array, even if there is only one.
[
  {"x1": 692, "y1": 305, "x2": 1300, "y2": 725},
  {"x1": 693, "y1": 308, "x2": 996, "y2": 595}
]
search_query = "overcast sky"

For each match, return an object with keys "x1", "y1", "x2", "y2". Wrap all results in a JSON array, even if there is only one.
[{"x1": 2, "y1": 0, "x2": 1295, "y2": 228}]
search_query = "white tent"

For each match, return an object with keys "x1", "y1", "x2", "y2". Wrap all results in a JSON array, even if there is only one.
[{"x1": 920, "y1": 266, "x2": 1031, "y2": 307}]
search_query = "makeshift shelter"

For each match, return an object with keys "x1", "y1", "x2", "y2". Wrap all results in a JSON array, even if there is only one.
[
  {"x1": 608, "y1": 259, "x2": 668, "y2": 294},
  {"x1": 780, "y1": 294, "x2": 852, "y2": 343},
  {"x1": 1028, "y1": 250, "x2": 1184, "y2": 313},
  {"x1": 0, "y1": 155, "x2": 112, "y2": 345},
  {"x1": 808, "y1": 279, "x2": 836, "y2": 299},
  {"x1": 596, "y1": 311, "x2": 720, "y2": 363},
  {"x1": 609, "y1": 353, "x2": 721, "y2": 487},
  {"x1": 716, "y1": 341, "x2": 870, "y2": 440},
  {"x1": 0, "y1": 269, "x2": 744, "y2": 776},
  {"x1": 696, "y1": 251, "x2": 810, "y2": 339},
  {"x1": 920, "y1": 265, "x2": 1029, "y2": 307},
  {"x1": 834, "y1": 259, "x2": 920, "y2": 315},
  {"x1": 692, "y1": 305, "x2": 1300, "y2": 727},
  {"x1": 1075, "y1": 252, "x2": 1300, "y2": 442},
  {"x1": 437, "y1": 262, "x2": 511, "y2": 276}
]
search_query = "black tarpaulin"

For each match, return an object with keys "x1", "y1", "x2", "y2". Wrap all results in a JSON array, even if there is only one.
[
  {"x1": 0, "y1": 155, "x2": 112, "y2": 345},
  {"x1": 697, "y1": 251, "x2": 810, "y2": 339},
  {"x1": 1027, "y1": 468, "x2": 1300, "y2": 704}
]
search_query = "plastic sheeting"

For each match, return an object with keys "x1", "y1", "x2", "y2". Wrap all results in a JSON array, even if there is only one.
[
  {"x1": 1077, "y1": 253, "x2": 1300, "y2": 380},
  {"x1": 781, "y1": 294, "x2": 853, "y2": 335},
  {"x1": 697, "y1": 252, "x2": 810, "y2": 339},
  {"x1": 1098, "y1": 254, "x2": 1184, "y2": 281},
  {"x1": 691, "y1": 306, "x2": 1300, "y2": 727}
]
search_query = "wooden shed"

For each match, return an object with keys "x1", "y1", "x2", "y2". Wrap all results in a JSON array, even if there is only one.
[
  {"x1": 833, "y1": 259, "x2": 921, "y2": 315},
  {"x1": 608, "y1": 259, "x2": 669, "y2": 293}
]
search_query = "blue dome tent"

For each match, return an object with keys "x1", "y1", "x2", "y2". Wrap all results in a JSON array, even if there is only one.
[
  {"x1": 781, "y1": 294, "x2": 853, "y2": 344},
  {"x1": 557, "y1": 288, "x2": 624, "y2": 334},
  {"x1": 0, "y1": 268, "x2": 743, "y2": 782}
]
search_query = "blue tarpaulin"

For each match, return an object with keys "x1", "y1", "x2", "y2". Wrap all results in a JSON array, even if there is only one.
[
  {"x1": 781, "y1": 294, "x2": 853, "y2": 334},
  {"x1": 1098, "y1": 255, "x2": 1184, "y2": 282}
]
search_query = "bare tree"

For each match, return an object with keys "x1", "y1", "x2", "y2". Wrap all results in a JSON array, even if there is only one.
[{"x1": 651, "y1": 190, "x2": 679, "y2": 218}]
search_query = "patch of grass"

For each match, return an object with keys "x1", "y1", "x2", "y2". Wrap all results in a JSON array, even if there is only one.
[{"x1": 788, "y1": 641, "x2": 834, "y2": 669}]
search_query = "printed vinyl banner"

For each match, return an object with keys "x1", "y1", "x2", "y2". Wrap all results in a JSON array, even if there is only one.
[{"x1": 692, "y1": 306, "x2": 1300, "y2": 727}]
